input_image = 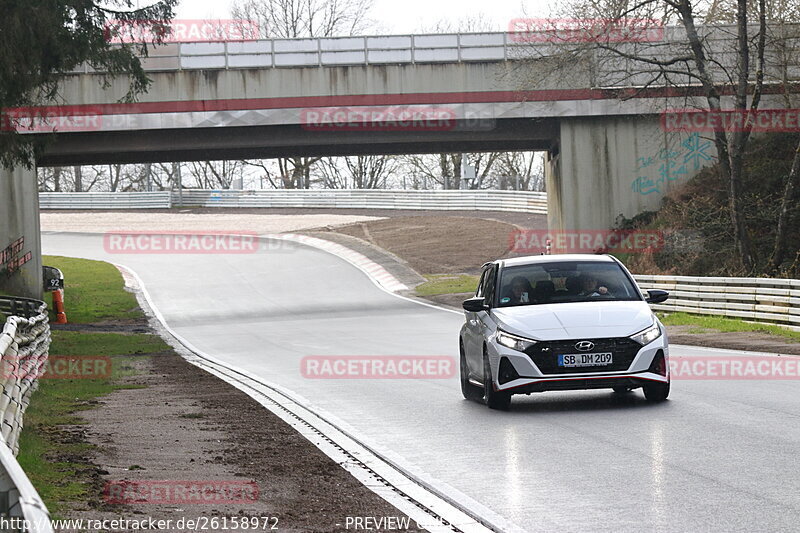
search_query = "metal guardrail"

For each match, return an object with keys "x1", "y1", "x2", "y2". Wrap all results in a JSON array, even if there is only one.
[
  {"x1": 39, "y1": 190, "x2": 549, "y2": 214},
  {"x1": 38, "y1": 191, "x2": 171, "y2": 210},
  {"x1": 180, "y1": 189, "x2": 548, "y2": 213},
  {"x1": 0, "y1": 298, "x2": 50, "y2": 453},
  {"x1": 0, "y1": 297, "x2": 52, "y2": 532},
  {"x1": 635, "y1": 274, "x2": 800, "y2": 331}
]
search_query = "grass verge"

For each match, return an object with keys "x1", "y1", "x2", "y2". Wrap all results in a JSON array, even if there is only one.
[
  {"x1": 42, "y1": 255, "x2": 143, "y2": 324},
  {"x1": 415, "y1": 274, "x2": 479, "y2": 296},
  {"x1": 657, "y1": 312, "x2": 800, "y2": 341},
  {"x1": 16, "y1": 257, "x2": 169, "y2": 516}
]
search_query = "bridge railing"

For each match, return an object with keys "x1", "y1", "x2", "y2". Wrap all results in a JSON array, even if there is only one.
[
  {"x1": 68, "y1": 25, "x2": 800, "y2": 78},
  {"x1": 0, "y1": 296, "x2": 53, "y2": 532},
  {"x1": 635, "y1": 274, "x2": 800, "y2": 331},
  {"x1": 39, "y1": 189, "x2": 549, "y2": 214}
]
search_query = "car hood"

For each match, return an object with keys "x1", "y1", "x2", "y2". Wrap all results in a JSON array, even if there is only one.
[{"x1": 491, "y1": 301, "x2": 655, "y2": 341}]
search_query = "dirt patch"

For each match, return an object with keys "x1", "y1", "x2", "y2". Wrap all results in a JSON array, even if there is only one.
[
  {"x1": 51, "y1": 318, "x2": 151, "y2": 335},
  {"x1": 58, "y1": 349, "x2": 425, "y2": 531},
  {"x1": 328, "y1": 216, "x2": 520, "y2": 275}
]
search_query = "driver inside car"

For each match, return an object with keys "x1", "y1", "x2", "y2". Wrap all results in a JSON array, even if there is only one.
[
  {"x1": 578, "y1": 274, "x2": 610, "y2": 297},
  {"x1": 506, "y1": 276, "x2": 533, "y2": 304}
]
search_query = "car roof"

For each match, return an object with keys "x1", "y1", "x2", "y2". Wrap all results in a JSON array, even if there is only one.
[{"x1": 494, "y1": 254, "x2": 617, "y2": 268}]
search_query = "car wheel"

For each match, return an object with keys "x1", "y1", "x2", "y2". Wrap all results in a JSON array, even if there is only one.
[
  {"x1": 460, "y1": 343, "x2": 483, "y2": 401},
  {"x1": 643, "y1": 378, "x2": 670, "y2": 402},
  {"x1": 612, "y1": 386, "x2": 631, "y2": 394},
  {"x1": 483, "y1": 350, "x2": 511, "y2": 410}
]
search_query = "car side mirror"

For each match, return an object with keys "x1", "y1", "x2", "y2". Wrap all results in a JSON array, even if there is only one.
[
  {"x1": 645, "y1": 289, "x2": 669, "y2": 304},
  {"x1": 462, "y1": 297, "x2": 489, "y2": 312}
]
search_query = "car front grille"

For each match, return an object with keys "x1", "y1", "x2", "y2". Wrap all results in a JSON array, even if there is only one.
[{"x1": 524, "y1": 337, "x2": 642, "y2": 374}]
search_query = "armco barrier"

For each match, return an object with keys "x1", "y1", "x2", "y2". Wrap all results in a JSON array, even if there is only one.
[
  {"x1": 39, "y1": 191, "x2": 172, "y2": 209},
  {"x1": 635, "y1": 274, "x2": 800, "y2": 331},
  {"x1": 39, "y1": 189, "x2": 548, "y2": 214},
  {"x1": 179, "y1": 189, "x2": 548, "y2": 213},
  {"x1": 0, "y1": 296, "x2": 53, "y2": 531}
]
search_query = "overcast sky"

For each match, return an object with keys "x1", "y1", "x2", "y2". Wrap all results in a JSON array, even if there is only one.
[{"x1": 173, "y1": 0, "x2": 553, "y2": 34}]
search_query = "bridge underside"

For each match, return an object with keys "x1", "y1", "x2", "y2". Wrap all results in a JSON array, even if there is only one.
[{"x1": 37, "y1": 118, "x2": 557, "y2": 166}]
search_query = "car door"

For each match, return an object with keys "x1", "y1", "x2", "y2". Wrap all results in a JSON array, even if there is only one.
[
  {"x1": 476, "y1": 265, "x2": 499, "y2": 368},
  {"x1": 465, "y1": 265, "x2": 497, "y2": 375},
  {"x1": 463, "y1": 267, "x2": 489, "y2": 374}
]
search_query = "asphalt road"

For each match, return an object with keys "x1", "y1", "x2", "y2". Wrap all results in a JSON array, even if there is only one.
[{"x1": 43, "y1": 232, "x2": 800, "y2": 533}]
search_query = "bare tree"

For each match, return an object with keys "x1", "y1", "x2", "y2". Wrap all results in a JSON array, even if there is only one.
[
  {"x1": 317, "y1": 155, "x2": 398, "y2": 188},
  {"x1": 494, "y1": 152, "x2": 546, "y2": 191},
  {"x1": 231, "y1": 0, "x2": 373, "y2": 38},
  {"x1": 401, "y1": 152, "x2": 502, "y2": 190},
  {"x1": 231, "y1": 0, "x2": 375, "y2": 188},
  {"x1": 534, "y1": 0, "x2": 799, "y2": 272},
  {"x1": 186, "y1": 160, "x2": 245, "y2": 189}
]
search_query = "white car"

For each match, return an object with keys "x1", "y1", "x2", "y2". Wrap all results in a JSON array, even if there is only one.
[{"x1": 459, "y1": 254, "x2": 670, "y2": 410}]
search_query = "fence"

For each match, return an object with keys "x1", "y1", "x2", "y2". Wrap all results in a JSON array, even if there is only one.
[
  {"x1": 39, "y1": 189, "x2": 549, "y2": 214},
  {"x1": 635, "y1": 275, "x2": 800, "y2": 331},
  {"x1": 0, "y1": 297, "x2": 52, "y2": 531}
]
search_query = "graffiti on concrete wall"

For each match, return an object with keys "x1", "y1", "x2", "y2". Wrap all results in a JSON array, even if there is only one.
[
  {"x1": 631, "y1": 133, "x2": 715, "y2": 195},
  {"x1": 0, "y1": 237, "x2": 31, "y2": 277}
]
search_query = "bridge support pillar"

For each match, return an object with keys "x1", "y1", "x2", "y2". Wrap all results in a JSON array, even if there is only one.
[
  {"x1": 546, "y1": 115, "x2": 716, "y2": 232},
  {"x1": 0, "y1": 165, "x2": 43, "y2": 299}
]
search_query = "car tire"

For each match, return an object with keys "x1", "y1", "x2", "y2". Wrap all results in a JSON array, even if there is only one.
[
  {"x1": 612, "y1": 386, "x2": 632, "y2": 394},
  {"x1": 643, "y1": 378, "x2": 670, "y2": 402},
  {"x1": 460, "y1": 343, "x2": 484, "y2": 401},
  {"x1": 483, "y1": 350, "x2": 511, "y2": 410}
]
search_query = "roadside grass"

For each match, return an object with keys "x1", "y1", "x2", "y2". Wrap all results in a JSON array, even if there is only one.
[
  {"x1": 415, "y1": 274, "x2": 479, "y2": 296},
  {"x1": 16, "y1": 257, "x2": 170, "y2": 516},
  {"x1": 657, "y1": 312, "x2": 800, "y2": 341},
  {"x1": 42, "y1": 255, "x2": 142, "y2": 323}
]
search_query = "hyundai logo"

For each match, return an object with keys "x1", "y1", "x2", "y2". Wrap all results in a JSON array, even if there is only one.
[{"x1": 575, "y1": 341, "x2": 594, "y2": 351}]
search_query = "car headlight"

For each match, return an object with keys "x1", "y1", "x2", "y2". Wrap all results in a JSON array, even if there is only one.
[
  {"x1": 631, "y1": 322, "x2": 662, "y2": 345},
  {"x1": 495, "y1": 330, "x2": 537, "y2": 352}
]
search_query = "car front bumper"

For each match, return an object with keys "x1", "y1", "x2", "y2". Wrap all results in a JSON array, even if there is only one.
[{"x1": 487, "y1": 334, "x2": 670, "y2": 393}]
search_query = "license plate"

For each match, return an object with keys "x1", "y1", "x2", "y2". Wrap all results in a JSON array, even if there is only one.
[{"x1": 557, "y1": 353, "x2": 613, "y2": 367}]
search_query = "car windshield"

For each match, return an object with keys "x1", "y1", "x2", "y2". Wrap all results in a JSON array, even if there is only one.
[{"x1": 496, "y1": 261, "x2": 642, "y2": 307}]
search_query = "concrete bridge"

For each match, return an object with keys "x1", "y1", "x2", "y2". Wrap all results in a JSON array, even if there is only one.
[{"x1": 3, "y1": 25, "x2": 800, "y2": 296}]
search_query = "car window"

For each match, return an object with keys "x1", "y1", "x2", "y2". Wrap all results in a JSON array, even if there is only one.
[
  {"x1": 497, "y1": 261, "x2": 641, "y2": 307},
  {"x1": 483, "y1": 265, "x2": 497, "y2": 306},
  {"x1": 475, "y1": 269, "x2": 487, "y2": 298}
]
